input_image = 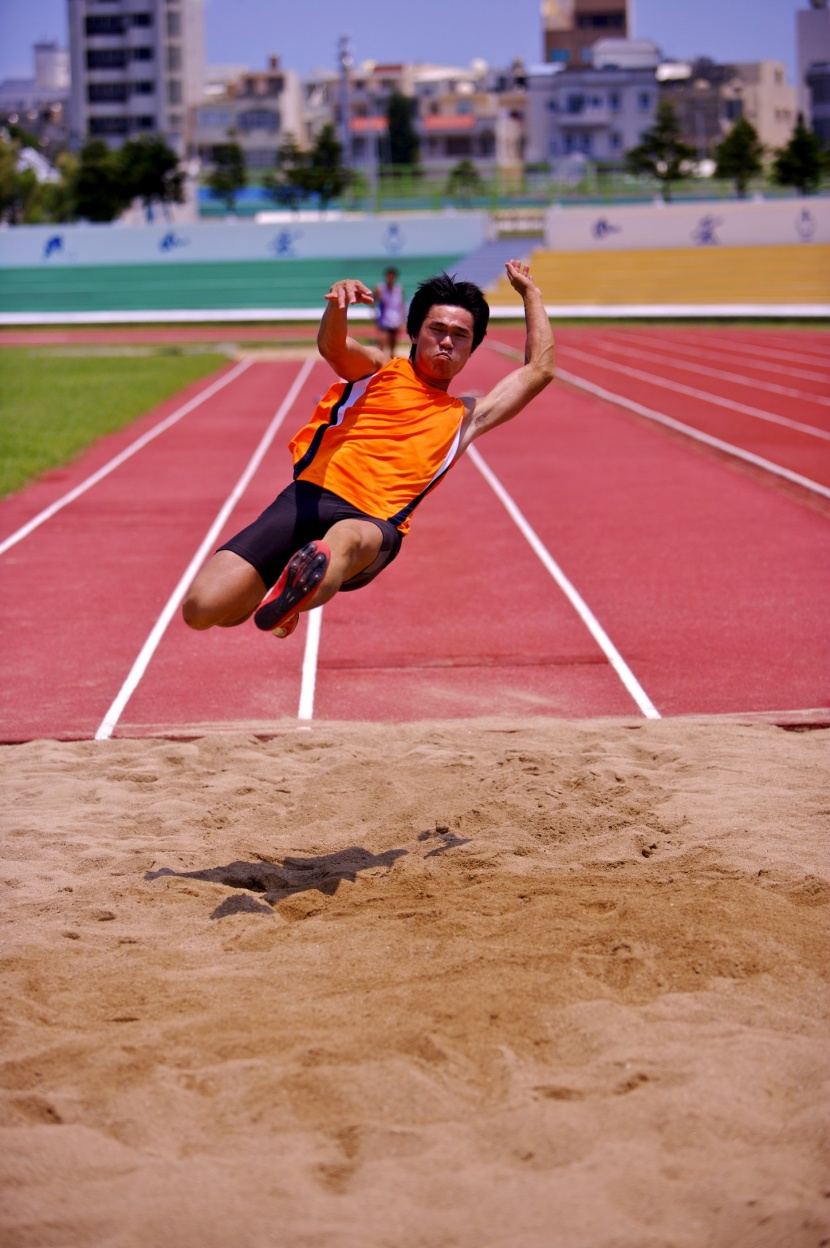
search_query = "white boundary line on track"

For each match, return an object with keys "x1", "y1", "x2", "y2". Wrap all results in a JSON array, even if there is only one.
[
  {"x1": 561, "y1": 366, "x2": 830, "y2": 501},
  {"x1": 0, "y1": 358, "x2": 253, "y2": 558},
  {"x1": 559, "y1": 345, "x2": 830, "y2": 441},
  {"x1": 604, "y1": 330, "x2": 830, "y2": 384},
  {"x1": 467, "y1": 444, "x2": 660, "y2": 720},
  {"x1": 298, "y1": 606, "x2": 323, "y2": 721},
  {"x1": 2, "y1": 303, "x2": 828, "y2": 327},
  {"x1": 486, "y1": 339, "x2": 830, "y2": 503},
  {"x1": 569, "y1": 337, "x2": 830, "y2": 409},
  {"x1": 94, "y1": 355, "x2": 316, "y2": 741}
]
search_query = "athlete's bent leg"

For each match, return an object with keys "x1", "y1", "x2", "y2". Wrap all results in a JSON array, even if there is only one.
[
  {"x1": 182, "y1": 550, "x2": 267, "y2": 630},
  {"x1": 307, "y1": 518, "x2": 384, "y2": 608}
]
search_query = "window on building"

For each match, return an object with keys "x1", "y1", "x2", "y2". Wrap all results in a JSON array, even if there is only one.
[
  {"x1": 134, "y1": 114, "x2": 156, "y2": 130},
  {"x1": 446, "y1": 135, "x2": 472, "y2": 155},
  {"x1": 267, "y1": 77, "x2": 283, "y2": 95},
  {"x1": 85, "y1": 15, "x2": 126, "y2": 35},
  {"x1": 246, "y1": 149, "x2": 278, "y2": 168},
  {"x1": 549, "y1": 49, "x2": 570, "y2": 63},
  {"x1": 131, "y1": 13, "x2": 153, "y2": 27},
  {"x1": 456, "y1": 100, "x2": 472, "y2": 114},
  {"x1": 166, "y1": 46, "x2": 182, "y2": 72},
  {"x1": 576, "y1": 12, "x2": 625, "y2": 27},
  {"x1": 166, "y1": 10, "x2": 181, "y2": 36},
  {"x1": 724, "y1": 98, "x2": 743, "y2": 120},
  {"x1": 88, "y1": 81, "x2": 129, "y2": 102},
  {"x1": 132, "y1": 47, "x2": 154, "y2": 61},
  {"x1": 547, "y1": 98, "x2": 558, "y2": 112},
  {"x1": 198, "y1": 108, "x2": 232, "y2": 127},
  {"x1": 567, "y1": 94, "x2": 585, "y2": 114},
  {"x1": 167, "y1": 78, "x2": 182, "y2": 104},
  {"x1": 238, "y1": 108, "x2": 280, "y2": 132},
  {"x1": 581, "y1": 48, "x2": 593, "y2": 62},
  {"x1": 609, "y1": 91, "x2": 621, "y2": 111},
  {"x1": 478, "y1": 130, "x2": 495, "y2": 157},
  {"x1": 87, "y1": 48, "x2": 128, "y2": 69},
  {"x1": 90, "y1": 116, "x2": 130, "y2": 135},
  {"x1": 609, "y1": 130, "x2": 622, "y2": 149},
  {"x1": 133, "y1": 81, "x2": 154, "y2": 95},
  {"x1": 638, "y1": 91, "x2": 651, "y2": 110},
  {"x1": 168, "y1": 112, "x2": 183, "y2": 129}
]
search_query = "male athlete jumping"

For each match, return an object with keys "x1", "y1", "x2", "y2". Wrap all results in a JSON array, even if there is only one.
[{"x1": 182, "y1": 260, "x2": 554, "y2": 639}]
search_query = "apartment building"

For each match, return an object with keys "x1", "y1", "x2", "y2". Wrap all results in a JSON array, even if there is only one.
[
  {"x1": 67, "y1": 0, "x2": 204, "y2": 153},
  {"x1": 524, "y1": 43, "x2": 658, "y2": 168},
  {"x1": 659, "y1": 59, "x2": 796, "y2": 156},
  {"x1": 191, "y1": 56, "x2": 302, "y2": 169},
  {"x1": 542, "y1": 0, "x2": 628, "y2": 66}
]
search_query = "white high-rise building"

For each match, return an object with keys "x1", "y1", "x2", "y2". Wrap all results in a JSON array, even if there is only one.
[
  {"x1": 67, "y1": 0, "x2": 204, "y2": 153},
  {"x1": 796, "y1": 0, "x2": 830, "y2": 118}
]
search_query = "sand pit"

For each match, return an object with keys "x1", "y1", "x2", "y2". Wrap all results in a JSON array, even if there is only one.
[{"x1": 1, "y1": 717, "x2": 828, "y2": 1247}]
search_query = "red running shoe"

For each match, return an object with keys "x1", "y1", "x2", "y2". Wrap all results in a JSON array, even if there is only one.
[{"x1": 254, "y1": 541, "x2": 331, "y2": 634}]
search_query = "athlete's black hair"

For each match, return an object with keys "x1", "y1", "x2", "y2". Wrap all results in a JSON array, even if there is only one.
[{"x1": 406, "y1": 271, "x2": 490, "y2": 352}]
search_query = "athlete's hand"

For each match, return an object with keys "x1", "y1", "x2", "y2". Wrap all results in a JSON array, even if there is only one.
[
  {"x1": 504, "y1": 260, "x2": 540, "y2": 299},
  {"x1": 325, "y1": 279, "x2": 375, "y2": 310}
]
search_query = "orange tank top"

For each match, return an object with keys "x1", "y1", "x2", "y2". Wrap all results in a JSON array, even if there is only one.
[{"x1": 289, "y1": 357, "x2": 465, "y2": 534}]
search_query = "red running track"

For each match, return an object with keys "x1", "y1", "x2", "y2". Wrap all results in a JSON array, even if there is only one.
[{"x1": 1, "y1": 328, "x2": 828, "y2": 741}]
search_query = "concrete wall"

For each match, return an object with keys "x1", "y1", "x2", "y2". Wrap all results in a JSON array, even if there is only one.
[
  {"x1": 0, "y1": 212, "x2": 488, "y2": 269},
  {"x1": 544, "y1": 197, "x2": 830, "y2": 250}
]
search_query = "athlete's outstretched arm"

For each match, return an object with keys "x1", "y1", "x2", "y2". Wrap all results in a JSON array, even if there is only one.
[
  {"x1": 457, "y1": 261, "x2": 554, "y2": 453},
  {"x1": 317, "y1": 278, "x2": 389, "y2": 381}
]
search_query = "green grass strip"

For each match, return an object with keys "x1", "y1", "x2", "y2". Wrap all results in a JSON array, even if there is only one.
[{"x1": 0, "y1": 348, "x2": 227, "y2": 497}]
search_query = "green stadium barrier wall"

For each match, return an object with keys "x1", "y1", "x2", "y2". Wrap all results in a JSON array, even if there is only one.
[{"x1": 0, "y1": 213, "x2": 486, "y2": 316}]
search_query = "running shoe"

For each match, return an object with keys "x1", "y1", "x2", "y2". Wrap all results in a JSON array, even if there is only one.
[
  {"x1": 254, "y1": 540, "x2": 331, "y2": 634},
  {"x1": 272, "y1": 612, "x2": 299, "y2": 640}
]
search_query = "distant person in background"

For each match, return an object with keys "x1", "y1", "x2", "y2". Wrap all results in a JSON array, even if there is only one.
[{"x1": 373, "y1": 266, "x2": 405, "y2": 357}]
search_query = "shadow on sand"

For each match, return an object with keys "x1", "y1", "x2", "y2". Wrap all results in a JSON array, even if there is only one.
[{"x1": 145, "y1": 845, "x2": 409, "y2": 919}]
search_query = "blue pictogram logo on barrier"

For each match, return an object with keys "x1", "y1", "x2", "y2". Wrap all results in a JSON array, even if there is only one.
[
  {"x1": 270, "y1": 229, "x2": 302, "y2": 257},
  {"x1": 691, "y1": 214, "x2": 722, "y2": 245},
  {"x1": 592, "y1": 217, "x2": 621, "y2": 240},
  {"x1": 795, "y1": 209, "x2": 817, "y2": 241},
  {"x1": 159, "y1": 231, "x2": 188, "y2": 253},
  {"x1": 43, "y1": 235, "x2": 64, "y2": 260},
  {"x1": 383, "y1": 223, "x2": 404, "y2": 254}
]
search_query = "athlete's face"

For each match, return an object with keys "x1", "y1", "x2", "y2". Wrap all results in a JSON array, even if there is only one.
[{"x1": 411, "y1": 304, "x2": 475, "y2": 389}]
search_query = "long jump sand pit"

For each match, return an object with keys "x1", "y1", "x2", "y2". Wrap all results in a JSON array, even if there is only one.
[{"x1": 1, "y1": 717, "x2": 828, "y2": 1247}]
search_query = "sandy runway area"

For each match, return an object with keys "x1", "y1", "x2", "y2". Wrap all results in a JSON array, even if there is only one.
[{"x1": 1, "y1": 718, "x2": 828, "y2": 1247}]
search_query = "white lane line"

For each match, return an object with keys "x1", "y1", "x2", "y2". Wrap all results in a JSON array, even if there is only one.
[
  {"x1": 560, "y1": 345, "x2": 830, "y2": 441},
  {"x1": 560, "y1": 367, "x2": 830, "y2": 501},
  {"x1": 677, "y1": 335, "x2": 830, "y2": 369},
  {"x1": 486, "y1": 339, "x2": 830, "y2": 501},
  {"x1": 577, "y1": 337, "x2": 830, "y2": 407},
  {"x1": 467, "y1": 444, "x2": 660, "y2": 719},
  {"x1": 602, "y1": 330, "x2": 830, "y2": 384},
  {"x1": 297, "y1": 606, "x2": 323, "y2": 720},
  {"x1": 95, "y1": 355, "x2": 315, "y2": 741},
  {"x1": 0, "y1": 359, "x2": 254, "y2": 558}
]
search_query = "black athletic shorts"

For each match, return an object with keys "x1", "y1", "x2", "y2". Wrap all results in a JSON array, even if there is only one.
[{"x1": 217, "y1": 481, "x2": 404, "y2": 592}]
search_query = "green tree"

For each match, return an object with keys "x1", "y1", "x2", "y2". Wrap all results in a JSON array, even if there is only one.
[
  {"x1": 714, "y1": 116, "x2": 765, "y2": 198},
  {"x1": 208, "y1": 140, "x2": 246, "y2": 213},
  {"x1": 773, "y1": 113, "x2": 825, "y2": 196},
  {"x1": 626, "y1": 100, "x2": 695, "y2": 201},
  {"x1": 446, "y1": 158, "x2": 482, "y2": 203},
  {"x1": 262, "y1": 133, "x2": 306, "y2": 210},
  {"x1": 301, "y1": 123, "x2": 351, "y2": 209},
  {"x1": 71, "y1": 139, "x2": 132, "y2": 222},
  {"x1": 385, "y1": 91, "x2": 420, "y2": 169},
  {"x1": 119, "y1": 134, "x2": 184, "y2": 219}
]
